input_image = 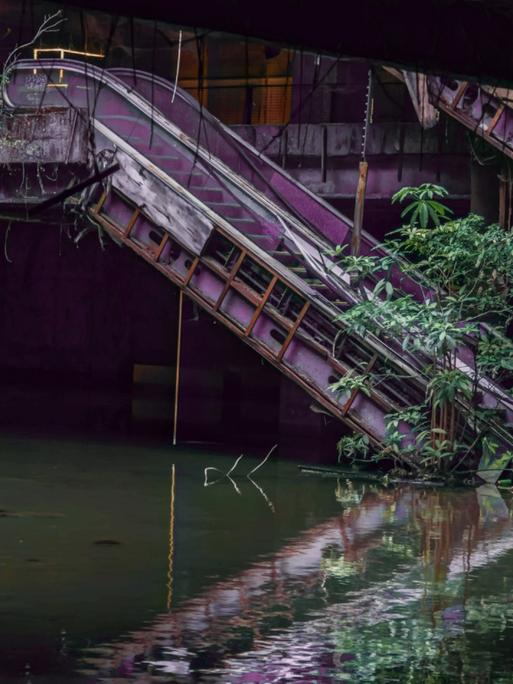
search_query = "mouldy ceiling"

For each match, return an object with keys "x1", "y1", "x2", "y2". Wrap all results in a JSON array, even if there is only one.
[{"x1": 57, "y1": 0, "x2": 513, "y2": 85}]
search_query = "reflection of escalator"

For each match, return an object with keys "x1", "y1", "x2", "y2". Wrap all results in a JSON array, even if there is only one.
[
  {"x1": 4, "y1": 59, "x2": 513, "y2": 458},
  {"x1": 77, "y1": 485, "x2": 513, "y2": 682},
  {"x1": 77, "y1": 487, "x2": 414, "y2": 678}
]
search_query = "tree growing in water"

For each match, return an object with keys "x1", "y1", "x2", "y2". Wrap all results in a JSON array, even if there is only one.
[{"x1": 330, "y1": 183, "x2": 513, "y2": 480}]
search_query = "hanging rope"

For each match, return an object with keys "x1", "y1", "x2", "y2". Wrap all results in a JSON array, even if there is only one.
[
  {"x1": 166, "y1": 464, "x2": 176, "y2": 610},
  {"x1": 172, "y1": 289, "x2": 183, "y2": 446}
]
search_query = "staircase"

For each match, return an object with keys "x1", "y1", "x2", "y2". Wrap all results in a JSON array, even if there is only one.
[
  {"x1": 4, "y1": 59, "x2": 513, "y2": 460},
  {"x1": 427, "y1": 75, "x2": 513, "y2": 161}
]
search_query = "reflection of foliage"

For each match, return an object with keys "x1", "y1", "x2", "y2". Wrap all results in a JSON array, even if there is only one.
[
  {"x1": 465, "y1": 595, "x2": 513, "y2": 633},
  {"x1": 332, "y1": 589, "x2": 513, "y2": 683},
  {"x1": 380, "y1": 534, "x2": 415, "y2": 559},
  {"x1": 335, "y1": 617, "x2": 443, "y2": 682},
  {"x1": 320, "y1": 553, "x2": 361, "y2": 580},
  {"x1": 334, "y1": 479, "x2": 366, "y2": 506},
  {"x1": 317, "y1": 487, "x2": 513, "y2": 681}
]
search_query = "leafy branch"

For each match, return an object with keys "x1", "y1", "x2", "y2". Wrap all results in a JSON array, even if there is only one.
[{"x1": 331, "y1": 182, "x2": 513, "y2": 480}]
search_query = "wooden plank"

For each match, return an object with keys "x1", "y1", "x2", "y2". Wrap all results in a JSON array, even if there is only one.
[
  {"x1": 111, "y1": 148, "x2": 214, "y2": 256},
  {"x1": 351, "y1": 160, "x2": 368, "y2": 257},
  {"x1": 401, "y1": 71, "x2": 439, "y2": 128}
]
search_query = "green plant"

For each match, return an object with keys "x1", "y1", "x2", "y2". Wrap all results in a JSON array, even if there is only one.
[
  {"x1": 427, "y1": 369, "x2": 473, "y2": 408},
  {"x1": 330, "y1": 183, "x2": 513, "y2": 479},
  {"x1": 384, "y1": 405, "x2": 427, "y2": 454},
  {"x1": 336, "y1": 433, "x2": 370, "y2": 463},
  {"x1": 392, "y1": 183, "x2": 453, "y2": 227},
  {"x1": 329, "y1": 373, "x2": 372, "y2": 398},
  {"x1": 477, "y1": 335, "x2": 513, "y2": 380}
]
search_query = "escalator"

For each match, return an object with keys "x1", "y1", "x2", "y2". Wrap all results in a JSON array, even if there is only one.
[
  {"x1": 3, "y1": 58, "x2": 513, "y2": 462},
  {"x1": 428, "y1": 75, "x2": 513, "y2": 162}
]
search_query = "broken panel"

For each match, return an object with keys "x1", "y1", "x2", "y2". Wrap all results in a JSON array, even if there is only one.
[{"x1": 0, "y1": 107, "x2": 90, "y2": 208}]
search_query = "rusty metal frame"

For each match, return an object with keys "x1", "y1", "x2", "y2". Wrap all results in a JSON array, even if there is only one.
[
  {"x1": 123, "y1": 206, "x2": 142, "y2": 238},
  {"x1": 277, "y1": 300, "x2": 310, "y2": 361},
  {"x1": 213, "y1": 248, "x2": 247, "y2": 312},
  {"x1": 153, "y1": 233, "x2": 170, "y2": 261},
  {"x1": 88, "y1": 189, "x2": 404, "y2": 443},
  {"x1": 452, "y1": 82, "x2": 468, "y2": 110},
  {"x1": 487, "y1": 102, "x2": 505, "y2": 134},
  {"x1": 245, "y1": 275, "x2": 278, "y2": 337},
  {"x1": 94, "y1": 191, "x2": 108, "y2": 214},
  {"x1": 184, "y1": 256, "x2": 201, "y2": 286},
  {"x1": 432, "y1": 80, "x2": 513, "y2": 165}
]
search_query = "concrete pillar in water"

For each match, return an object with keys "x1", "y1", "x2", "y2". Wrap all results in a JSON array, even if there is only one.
[{"x1": 470, "y1": 159, "x2": 500, "y2": 225}]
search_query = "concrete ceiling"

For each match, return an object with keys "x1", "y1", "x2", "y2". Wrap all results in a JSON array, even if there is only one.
[{"x1": 58, "y1": 0, "x2": 513, "y2": 85}]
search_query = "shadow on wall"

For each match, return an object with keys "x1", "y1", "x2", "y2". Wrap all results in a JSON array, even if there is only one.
[{"x1": 0, "y1": 222, "x2": 343, "y2": 460}]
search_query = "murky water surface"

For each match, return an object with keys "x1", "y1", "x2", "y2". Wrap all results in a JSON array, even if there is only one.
[{"x1": 2, "y1": 434, "x2": 513, "y2": 682}]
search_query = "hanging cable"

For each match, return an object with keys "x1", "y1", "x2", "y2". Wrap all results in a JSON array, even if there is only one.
[{"x1": 171, "y1": 29, "x2": 182, "y2": 103}]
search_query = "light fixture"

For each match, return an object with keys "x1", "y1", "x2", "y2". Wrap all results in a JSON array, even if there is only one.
[{"x1": 32, "y1": 48, "x2": 104, "y2": 87}]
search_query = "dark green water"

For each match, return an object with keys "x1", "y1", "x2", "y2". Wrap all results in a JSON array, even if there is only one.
[{"x1": 1, "y1": 434, "x2": 513, "y2": 683}]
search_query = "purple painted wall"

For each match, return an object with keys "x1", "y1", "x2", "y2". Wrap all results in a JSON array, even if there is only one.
[
  {"x1": 178, "y1": 304, "x2": 343, "y2": 458},
  {"x1": 0, "y1": 220, "x2": 343, "y2": 457},
  {"x1": 0, "y1": 38, "x2": 477, "y2": 459},
  {"x1": 0, "y1": 220, "x2": 177, "y2": 437},
  {"x1": 233, "y1": 119, "x2": 471, "y2": 235}
]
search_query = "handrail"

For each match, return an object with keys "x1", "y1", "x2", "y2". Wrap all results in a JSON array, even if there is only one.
[
  {"x1": 7, "y1": 60, "x2": 425, "y2": 370},
  {"x1": 110, "y1": 67, "x2": 356, "y2": 234},
  {"x1": 12, "y1": 59, "x2": 335, "y2": 255}
]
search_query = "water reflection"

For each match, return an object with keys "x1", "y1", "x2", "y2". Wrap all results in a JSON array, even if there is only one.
[{"x1": 78, "y1": 479, "x2": 513, "y2": 683}]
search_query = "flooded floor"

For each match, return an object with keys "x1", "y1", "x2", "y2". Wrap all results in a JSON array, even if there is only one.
[{"x1": 1, "y1": 434, "x2": 513, "y2": 682}]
